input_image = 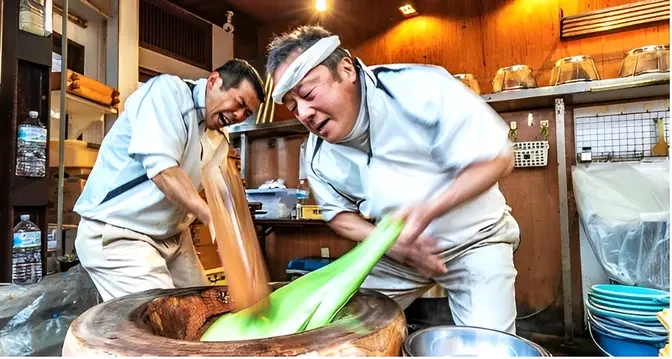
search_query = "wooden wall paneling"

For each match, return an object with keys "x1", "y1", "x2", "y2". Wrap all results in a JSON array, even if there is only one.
[
  {"x1": 498, "y1": 109, "x2": 563, "y2": 315},
  {"x1": 264, "y1": 226, "x2": 355, "y2": 282},
  {"x1": 234, "y1": 11, "x2": 263, "y2": 62},
  {"x1": 247, "y1": 134, "x2": 307, "y2": 189},
  {"x1": 294, "y1": 0, "x2": 670, "y2": 94},
  {"x1": 248, "y1": 137, "x2": 280, "y2": 188}
]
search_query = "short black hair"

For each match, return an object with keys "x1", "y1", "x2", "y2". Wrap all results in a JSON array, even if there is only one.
[
  {"x1": 214, "y1": 59, "x2": 265, "y2": 103},
  {"x1": 266, "y1": 25, "x2": 351, "y2": 80}
]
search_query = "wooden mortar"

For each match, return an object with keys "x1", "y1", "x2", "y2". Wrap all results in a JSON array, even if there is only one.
[{"x1": 62, "y1": 285, "x2": 407, "y2": 356}]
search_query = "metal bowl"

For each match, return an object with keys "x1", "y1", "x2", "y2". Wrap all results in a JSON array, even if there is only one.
[{"x1": 403, "y1": 325, "x2": 552, "y2": 357}]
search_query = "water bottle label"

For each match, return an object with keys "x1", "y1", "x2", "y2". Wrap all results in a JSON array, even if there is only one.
[
  {"x1": 297, "y1": 190, "x2": 309, "y2": 199},
  {"x1": 18, "y1": 125, "x2": 47, "y2": 145},
  {"x1": 47, "y1": 233, "x2": 57, "y2": 250},
  {"x1": 13, "y1": 231, "x2": 41, "y2": 248}
]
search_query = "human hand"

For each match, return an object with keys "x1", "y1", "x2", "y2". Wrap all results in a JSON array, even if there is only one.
[
  {"x1": 386, "y1": 233, "x2": 447, "y2": 277},
  {"x1": 392, "y1": 204, "x2": 434, "y2": 246}
]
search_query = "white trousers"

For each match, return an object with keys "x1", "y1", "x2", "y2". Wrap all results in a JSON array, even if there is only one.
[
  {"x1": 362, "y1": 213, "x2": 521, "y2": 334},
  {"x1": 74, "y1": 217, "x2": 210, "y2": 302}
]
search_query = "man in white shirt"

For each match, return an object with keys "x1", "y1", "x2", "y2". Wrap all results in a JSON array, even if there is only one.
[
  {"x1": 74, "y1": 59, "x2": 264, "y2": 301},
  {"x1": 266, "y1": 26, "x2": 521, "y2": 334}
]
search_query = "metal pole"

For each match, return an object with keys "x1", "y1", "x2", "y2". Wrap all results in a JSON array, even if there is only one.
[
  {"x1": 57, "y1": 0, "x2": 69, "y2": 250},
  {"x1": 555, "y1": 98, "x2": 574, "y2": 342},
  {"x1": 240, "y1": 133, "x2": 248, "y2": 181}
]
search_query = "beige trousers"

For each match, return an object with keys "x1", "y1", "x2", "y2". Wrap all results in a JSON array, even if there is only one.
[
  {"x1": 74, "y1": 217, "x2": 210, "y2": 302},
  {"x1": 361, "y1": 213, "x2": 521, "y2": 334}
]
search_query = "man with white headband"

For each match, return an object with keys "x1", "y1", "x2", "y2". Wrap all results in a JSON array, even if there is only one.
[{"x1": 266, "y1": 26, "x2": 521, "y2": 334}]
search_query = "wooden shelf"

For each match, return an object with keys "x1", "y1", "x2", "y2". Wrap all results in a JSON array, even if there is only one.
[
  {"x1": 228, "y1": 119, "x2": 308, "y2": 141},
  {"x1": 51, "y1": 90, "x2": 117, "y2": 116},
  {"x1": 483, "y1": 72, "x2": 670, "y2": 112},
  {"x1": 52, "y1": 0, "x2": 113, "y2": 20}
]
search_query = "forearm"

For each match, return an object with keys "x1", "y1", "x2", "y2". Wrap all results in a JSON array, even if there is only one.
[
  {"x1": 152, "y1": 166, "x2": 211, "y2": 224},
  {"x1": 327, "y1": 212, "x2": 375, "y2": 243},
  {"x1": 427, "y1": 151, "x2": 514, "y2": 220}
]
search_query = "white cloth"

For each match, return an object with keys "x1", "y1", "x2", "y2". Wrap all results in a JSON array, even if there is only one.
[
  {"x1": 300, "y1": 57, "x2": 520, "y2": 332},
  {"x1": 272, "y1": 36, "x2": 341, "y2": 104},
  {"x1": 74, "y1": 75, "x2": 210, "y2": 239},
  {"x1": 74, "y1": 217, "x2": 210, "y2": 302},
  {"x1": 362, "y1": 214, "x2": 520, "y2": 334},
  {"x1": 306, "y1": 60, "x2": 513, "y2": 250}
]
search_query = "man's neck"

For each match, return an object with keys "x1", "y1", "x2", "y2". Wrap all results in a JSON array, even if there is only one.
[{"x1": 338, "y1": 69, "x2": 370, "y2": 153}]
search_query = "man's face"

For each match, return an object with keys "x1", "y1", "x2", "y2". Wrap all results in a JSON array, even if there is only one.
[
  {"x1": 273, "y1": 54, "x2": 360, "y2": 144},
  {"x1": 204, "y1": 72, "x2": 261, "y2": 130}
]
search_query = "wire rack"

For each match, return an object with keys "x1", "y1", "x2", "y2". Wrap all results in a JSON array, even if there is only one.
[{"x1": 574, "y1": 110, "x2": 670, "y2": 163}]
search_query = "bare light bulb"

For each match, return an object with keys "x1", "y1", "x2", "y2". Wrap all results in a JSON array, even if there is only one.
[{"x1": 315, "y1": 0, "x2": 327, "y2": 12}]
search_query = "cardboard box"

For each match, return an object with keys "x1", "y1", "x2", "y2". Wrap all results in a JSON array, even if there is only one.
[
  {"x1": 47, "y1": 210, "x2": 81, "y2": 226},
  {"x1": 48, "y1": 177, "x2": 86, "y2": 212}
]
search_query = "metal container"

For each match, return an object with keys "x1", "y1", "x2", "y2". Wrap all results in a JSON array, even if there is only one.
[
  {"x1": 618, "y1": 45, "x2": 670, "y2": 77},
  {"x1": 550, "y1": 55, "x2": 600, "y2": 85},
  {"x1": 403, "y1": 325, "x2": 552, "y2": 357},
  {"x1": 492, "y1": 65, "x2": 538, "y2": 92},
  {"x1": 454, "y1": 74, "x2": 481, "y2": 94}
]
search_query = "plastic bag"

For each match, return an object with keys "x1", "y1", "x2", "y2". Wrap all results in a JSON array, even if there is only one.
[
  {"x1": 572, "y1": 161, "x2": 670, "y2": 291},
  {"x1": 0, "y1": 265, "x2": 100, "y2": 356}
]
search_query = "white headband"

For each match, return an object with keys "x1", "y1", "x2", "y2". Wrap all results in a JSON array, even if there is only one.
[{"x1": 272, "y1": 35, "x2": 341, "y2": 104}]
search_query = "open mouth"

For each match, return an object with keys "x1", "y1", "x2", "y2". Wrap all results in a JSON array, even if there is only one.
[
  {"x1": 218, "y1": 113, "x2": 230, "y2": 127},
  {"x1": 315, "y1": 119, "x2": 330, "y2": 135}
]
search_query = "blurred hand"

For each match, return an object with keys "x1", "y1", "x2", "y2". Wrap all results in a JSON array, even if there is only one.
[
  {"x1": 392, "y1": 204, "x2": 433, "y2": 246},
  {"x1": 386, "y1": 233, "x2": 447, "y2": 277},
  {"x1": 388, "y1": 204, "x2": 447, "y2": 277}
]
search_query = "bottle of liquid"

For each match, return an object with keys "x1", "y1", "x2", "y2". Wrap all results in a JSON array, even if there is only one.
[
  {"x1": 12, "y1": 214, "x2": 43, "y2": 285},
  {"x1": 296, "y1": 140, "x2": 311, "y2": 218},
  {"x1": 16, "y1": 111, "x2": 47, "y2": 178},
  {"x1": 19, "y1": 0, "x2": 52, "y2": 37}
]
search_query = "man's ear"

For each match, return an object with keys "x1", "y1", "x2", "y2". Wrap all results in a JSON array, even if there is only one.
[
  {"x1": 207, "y1": 71, "x2": 221, "y2": 91},
  {"x1": 338, "y1": 57, "x2": 357, "y2": 84}
]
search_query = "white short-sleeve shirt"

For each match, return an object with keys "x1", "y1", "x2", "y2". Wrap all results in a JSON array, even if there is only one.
[
  {"x1": 306, "y1": 60, "x2": 511, "y2": 249},
  {"x1": 74, "y1": 75, "x2": 212, "y2": 238}
]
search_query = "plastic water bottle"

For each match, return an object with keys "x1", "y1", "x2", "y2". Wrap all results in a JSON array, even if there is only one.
[
  {"x1": 297, "y1": 139, "x2": 311, "y2": 204},
  {"x1": 19, "y1": 0, "x2": 52, "y2": 37},
  {"x1": 12, "y1": 214, "x2": 43, "y2": 285},
  {"x1": 16, "y1": 111, "x2": 47, "y2": 178},
  {"x1": 294, "y1": 140, "x2": 311, "y2": 220}
]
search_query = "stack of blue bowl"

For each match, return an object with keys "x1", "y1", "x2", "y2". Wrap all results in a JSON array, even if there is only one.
[{"x1": 585, "y1": 284, "x2": 669, "y2": 357}]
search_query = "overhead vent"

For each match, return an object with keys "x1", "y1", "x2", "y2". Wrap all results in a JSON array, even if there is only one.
[
  {"x1": 561, "y1": 0, "x2": 670, "y2": 39},
  {"x1": 139, "y1": 0, "x2": 212, "y2": 70}
]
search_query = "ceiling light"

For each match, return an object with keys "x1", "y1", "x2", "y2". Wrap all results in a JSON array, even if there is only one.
[
  {"x1": 399, "y1": 4, "x2": 417, "y2": 16},
  {"x1": 316, "y1": 0, "x2": 327, "y2": 12}
]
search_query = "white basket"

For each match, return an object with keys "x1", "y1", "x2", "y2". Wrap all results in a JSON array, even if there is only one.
[{"x1": 513, "y1": 141, "x2": 549, "y2": 168}]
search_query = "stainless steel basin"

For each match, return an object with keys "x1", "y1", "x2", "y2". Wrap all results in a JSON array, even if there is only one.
[{"x1": 404, "y1": 326, "x2": 552, "y2": 357}]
